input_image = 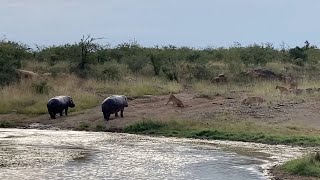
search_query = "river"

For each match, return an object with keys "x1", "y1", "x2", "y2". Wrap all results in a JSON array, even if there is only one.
[{"x1": 0, "y1": 128, "x2": 301, "y2": 180}]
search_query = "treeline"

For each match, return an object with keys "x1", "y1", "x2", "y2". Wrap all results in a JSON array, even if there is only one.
[{"x1": 1, "y1": 37, "x2": 320, "y2": 85}]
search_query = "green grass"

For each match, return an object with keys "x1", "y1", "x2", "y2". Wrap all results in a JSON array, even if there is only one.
[
  {"x1": 0, "y1": 120, "x2": 15, "y2": 128},
  {"x1": 123, "y1": 119, "x2": 320, "y2": 146},
  {"x1": 282, "y1": 152, "x2": 320, "y2": 177}
]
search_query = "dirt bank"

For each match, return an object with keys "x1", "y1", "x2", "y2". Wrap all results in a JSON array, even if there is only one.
[{"x1": 4, "y1": 90, "x2": 320, "y2": 131}]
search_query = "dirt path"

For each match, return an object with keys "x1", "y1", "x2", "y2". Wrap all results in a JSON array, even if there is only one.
[{"x1": 9, "y1": 91, "x2": 320, "y2": 131}]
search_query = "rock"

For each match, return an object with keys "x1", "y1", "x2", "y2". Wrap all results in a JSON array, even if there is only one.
[{"x1": 245, "y1": 68, "x2": 281, "y2": 80}]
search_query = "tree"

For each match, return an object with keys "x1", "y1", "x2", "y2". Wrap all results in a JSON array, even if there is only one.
[
  {"x1": 78, "y1": 35, "x2": 104, "y2": 70},
  {"x1": 0, "y1": 40, "x2": 30, "y2": 85}
]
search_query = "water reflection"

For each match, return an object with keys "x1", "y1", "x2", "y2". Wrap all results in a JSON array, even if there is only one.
[{"x1": 0, "y1": 129, "x2": 266, "y2": 180}]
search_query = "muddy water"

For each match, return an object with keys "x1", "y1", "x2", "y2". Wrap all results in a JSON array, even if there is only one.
[{"x1": 0, "y1": 129, "x2": 276, "y2": 180}]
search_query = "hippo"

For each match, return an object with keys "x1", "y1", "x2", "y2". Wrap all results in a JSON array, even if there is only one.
[
  {"x1": 47, "y1": 96, "x2": 75, "y2": 119},
  {"x1": 102, "y1": 95, "x2": 128, "y2": 121}
]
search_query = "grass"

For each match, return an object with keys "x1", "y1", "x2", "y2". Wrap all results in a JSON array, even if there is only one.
[
  {"x1": 0, "y1": 74, "x2": 182, "y2": 115},
  {"x1": 192, "y1": 79, "x2": 320, "y2": 103},
  {"x1": 282, "y1": 152, "x2": 320, "y2": 177},
  {"x1": 123, "y1": 119, "x2": 320, "y2": 146},
  {"x1": 82, "y1": 76, "x2": 183, "y2": 97},
  {"x1": 0, "y1": 77, "x2": 101, "y2": 115}
]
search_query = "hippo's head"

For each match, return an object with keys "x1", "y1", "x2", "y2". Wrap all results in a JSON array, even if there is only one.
[
  {"x1": 123, "y1": 96, "x2": 128, "y2": 107},
  {"x1": 68, "y1": 96, "x2": 75, "y2": 108}
]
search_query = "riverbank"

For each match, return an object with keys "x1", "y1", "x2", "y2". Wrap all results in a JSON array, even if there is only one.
[{"x1": 2, "y1": 89, "x2": 320, "y2": 179}]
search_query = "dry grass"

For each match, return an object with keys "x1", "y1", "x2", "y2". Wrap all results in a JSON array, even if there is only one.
[
  {"x1": 81, "y1": 76, "x2": 183, "y2": 97},
  {"x1": 0, "y1": 76, "x2": 100, "y2": 114},
  {"x1": 0, "y1": 75, "x2": 183, "y2": 115},
  {"x1": 192, "y1": 79, "x2": 320, "y2": 103}
]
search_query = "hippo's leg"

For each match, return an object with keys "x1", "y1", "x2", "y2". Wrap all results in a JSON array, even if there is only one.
[
  {"x1": 103, "y1": 112, "x2": 110, "y2": 121},
  {"x1": 115, "y1": 112, "x2": 119, "y2": 117},
  {"x1": 52, "y1": 112, "x2": 57, "y2": 119},
  {"x1": 49, "y1": 112, "x2": 55, "y2": 119},
  {"x1": 65, "y1": 108, "x2": 68, "y2": 116},
  {"x1": 120, "y1": 109, "x2": 124, "y2": 117},
  {"x1": 60, "y1": 111, "x2": 63, "y2": 116}
]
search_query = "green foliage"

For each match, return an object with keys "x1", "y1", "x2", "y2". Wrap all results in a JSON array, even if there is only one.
[
  {"x1": 0, "y1": 120, "x2": 15, "y2": 128},
  {"x1": 190, "y1": 64, "x2": 213, "y2": 80},
  {"x1": 98, "y1": 63, "x2": 122, "y2": 80},
  {"x1": 149, "y1": 53, "x2": 162, "y2": 76},
  {"x1": 289, "y1": 46, "x2": 308, "y2": 60},
  {"x1": 239, "y1": 44, "x2": 275, "y2": 66},
  {"x1": 2, "y1": 37, "x2": 320, "y2": 83},
  {"x1": 126, "y1": 55, "x2": 147, "y2": 73},
  {"x1": 0, "y1": 40, "x2": 30, "y2": 85},
  {"x1": 282, "y1": 153, "x2": 320, "y2": 177},
  {"x1": 289, "y1": 46, "x2": 309, "y2": 66},
  {"x1": 124, "y1": 120, "x2": 166, "y2": 133}
]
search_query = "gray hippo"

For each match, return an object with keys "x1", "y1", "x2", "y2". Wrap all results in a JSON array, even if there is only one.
[
  {"x1": 102, "y1": 95, "x2": 128, "y2": 121},
  {"x1": 47, "y1": 96, "x2": 75, "y2": 119}
]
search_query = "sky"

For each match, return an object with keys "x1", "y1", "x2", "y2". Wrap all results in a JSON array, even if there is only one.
[{"x1": 1, "y1": 0, "x2": 319, "y2": 48}]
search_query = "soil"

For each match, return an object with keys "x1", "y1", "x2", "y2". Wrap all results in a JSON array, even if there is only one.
[
  {"x1": 9, "y1": 90, "x2": 320, "y2": 131},
  {"x1": 1, "y1": 89, "x2": 320, "y2": 179}
]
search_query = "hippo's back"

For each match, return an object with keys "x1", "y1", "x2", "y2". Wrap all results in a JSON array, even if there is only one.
[
  {"x1": 47, "y1": 96, "x2": 69, "y2": 109},
  {"x1": 102, "y1": 95, "x2": 126, "y2": 112}
]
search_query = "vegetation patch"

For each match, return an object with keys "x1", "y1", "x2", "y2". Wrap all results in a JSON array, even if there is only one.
[
  {"x1": 123, "y1": 119, "x2": 320, "y2": 146},
  {"x1": 0, "y1": 120, "x2": 15, "y2": 128},
  {"x1": 282, "y1": 152, "x2": 320, "y2": 177}
]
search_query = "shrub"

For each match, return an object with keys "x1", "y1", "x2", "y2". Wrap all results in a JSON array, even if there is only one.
[
  {"x1": 99, "y1": 63, "x2": 122, "y2": 80},
  {"x1": 149, "y1": 53, "x2": 162, "y2": 76},
  {"x1": 289, "y1": 46, "x2": 308, "y2": 61},
  {"x1": 0, "y1": 40, "x2": 30, "y2": 85},
  {"x1": 126, "y1": 55, "x2": 147, "y2": 73}
]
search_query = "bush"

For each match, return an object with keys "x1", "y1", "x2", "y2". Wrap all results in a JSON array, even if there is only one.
[
  {"x1": 190, "y1": 64, "x2": 214, "y2": 80},
  {"x1": 0, "y1": 40, "x2": 30, "y2": 85},
  {"x1": 149, "y1": 53, "x2": 162, "y2": 76},
  {"x1": 126, "y1": 55, "x2": 147, "y2": 73},
  {"x1": 100, "y1": 63, "x2": 122, "y2": 80},
  {"x1": 239, "y1": 44, "x2": 275, "y2": 66},
  {"x1": 289, "y1": 46, "x2": 308, "y2": 61}
]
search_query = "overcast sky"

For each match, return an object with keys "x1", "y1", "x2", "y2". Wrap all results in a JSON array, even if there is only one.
[{"x1": 1, "y1": 0, "x2": 319, "y2": 48}]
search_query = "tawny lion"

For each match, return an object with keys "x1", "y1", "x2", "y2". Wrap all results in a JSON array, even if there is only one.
[
  {"x1": 276, "y1": 85, "x2": 289, "y2": 94},
  {"x1": 165, "y1": 92, "x2": 184, "y2": 107},
  {"x1": 289, "y1": 81, "x2": 298, "y2": 90}
]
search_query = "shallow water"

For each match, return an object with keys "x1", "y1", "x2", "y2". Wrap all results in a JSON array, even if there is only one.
[{"x1": 0, "y1": 128, "x2": 269, "y2": 180}]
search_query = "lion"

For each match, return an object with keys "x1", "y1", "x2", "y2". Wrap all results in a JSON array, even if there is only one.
[
  {"x1": 289, "y1": 81, "x2": 298, "y2": 90},
  {"x1": 241, "y1": 96, "x2": 265, "y2": 105},
  {"x1": 276, "y1": 85, "x2": 289, "y2": 94},
  {"x1": 165, "y1": 92, "x2": 184, "y2": 107}
]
